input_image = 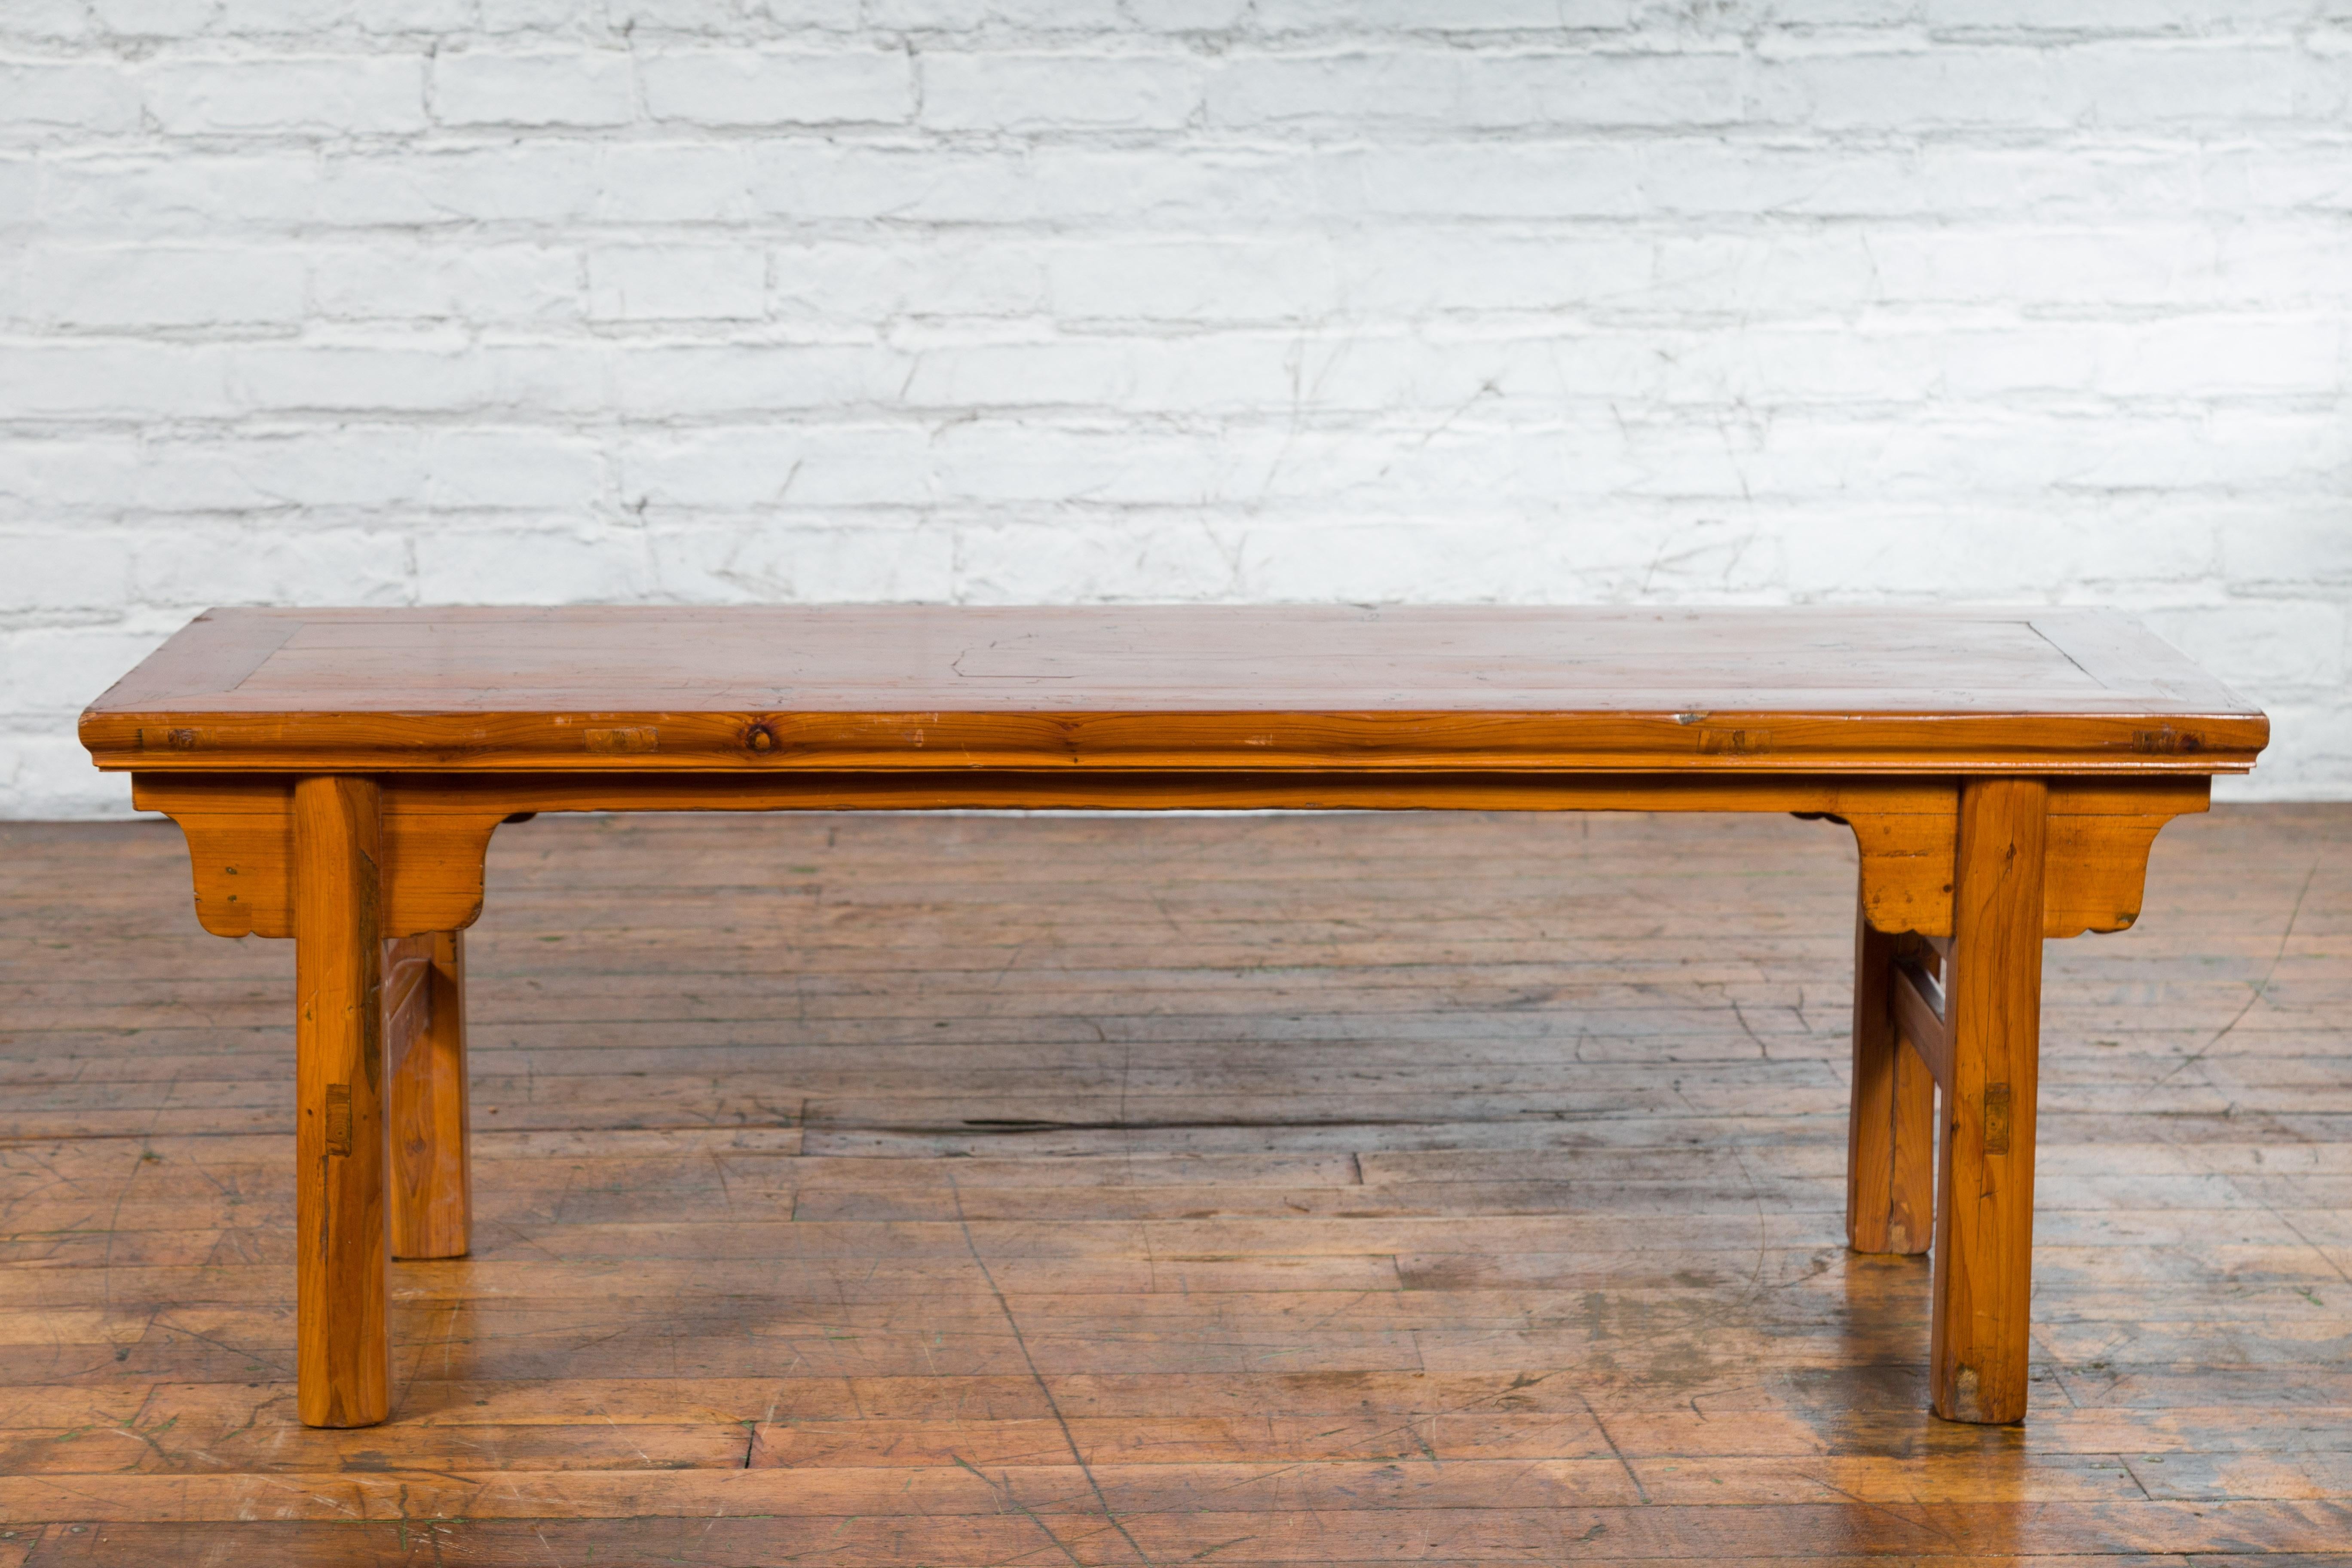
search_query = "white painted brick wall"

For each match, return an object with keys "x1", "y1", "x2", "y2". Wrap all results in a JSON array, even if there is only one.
[{"x1": 5, "y1": 2, "x2": 2349, "y2": 816}]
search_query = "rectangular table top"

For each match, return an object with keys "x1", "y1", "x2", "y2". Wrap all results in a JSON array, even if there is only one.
[{"x1": 82, "y1": 605, "x2": 2267, "y2": 775}]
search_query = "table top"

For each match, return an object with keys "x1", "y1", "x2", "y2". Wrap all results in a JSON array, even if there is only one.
[{"x1": 81, "y1": 605, "x2": 2267, "y2": 775}]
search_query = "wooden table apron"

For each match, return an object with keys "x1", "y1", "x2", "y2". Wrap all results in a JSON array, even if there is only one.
[{"x1": 77, "y1": 606, "x2": 2269, "y2": 1431}]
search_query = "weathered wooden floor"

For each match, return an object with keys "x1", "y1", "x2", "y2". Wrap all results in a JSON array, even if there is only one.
[{"x1": 1, "y1": 804, "x2": 2348, "y2": 1566}]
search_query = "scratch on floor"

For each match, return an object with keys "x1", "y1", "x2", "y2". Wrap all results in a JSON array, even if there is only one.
[{"x1": 951, "y1": 1178, "x2": 1157, "y2": 1565}]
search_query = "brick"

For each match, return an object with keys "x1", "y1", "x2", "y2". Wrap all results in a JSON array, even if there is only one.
[
  {"x1": 594, "y1": 144, "x2": 756, "y2": 223},
  {"x1": 309, "y1": 242, "x2": 582, "y2": 325},
  {"x1": 617, "y1": 427, "x2": 934, "y2": 508},
  {"x1": 352, "y1": 0, "x2": 471, "y2": 31},
  {"x1": 2212, "y1": 141, "x2": 2352, "y2": 214},
  {"x1": 0, "y1": 731, "x2": 138, "y2": 818},
  {"x1": 1923, "y1": 0, "x2": 2320, "y2": 28},
  {"x1": 315, "y1": 145, "x2": 602, "y2": 227},
  {"x1": 37, "y1": 153, "x2": 323, "y2": 235},
  {"x1": 119, "y1": 431, "x2": 428, "y2": 509},
  {"x1": 1327, "y1": 143, "x2": 1648, "y2": 218},
  {"x1": 862, "y1": 0, "x2": 1124, "y2": 30},
  {"x1": 1047, "y1": 239, "x2": 1336, "y2": 322},
  {"x1": 903, "y1": 333, "x2": 1345, "y2": 414},
  {"x1": 928, "y1": 422, "x2": 1270, "y2": 505},
  {"x1": 2216, "y1": 699, "x2": 2352, "y2": 802},
  {"x1": 1206, "y1": 52, "x2": 1470, "y2": 128},
  {"x1": 25, "y1": 245, "x2": 306, "y2": 328},
  {"x1": 2061, "y1": 517, "x2": 2226, "y2": 590},
  {"x1": 919, "y1": 52, "x2": 1203, "y2": 131},
  {"x1": 1026, "y1": 147, "x2": 1319, "y2": 222},
  {"x1": 608, "y1": 0, "x2": 753, "y2": 31},
  {"x1": 2101, "y1": 315, "x2": 2345, "y2": 397},
  {"x1": 625, "y1": 0, "x2": 865, "y2": 28},
  {"x1": 0, "y1": 156, "x2": 38, "y2": 233},
  {"x1": 0, "y1": 535, "x2": 126, "y2": 612},
  {"x1": 588, "y1": 245, "x2": 767, "y2": 322},
  {"x1": 0, "y1": 624, "x2": 175, "y2": 717},
  {"x1": 1260, "y1": 515, "x2": 1785, "y2": 603},
  {"x1": 1751, "y1": 43, "x2": 2070, "y2": 129},
  {"x1": 1475, "y1": 49, "x2": 1748, "y2": 128},
  {"x1": 0, "y1": 344, "x2": 235, "y2": 419},
  {"x1": 1867, "y1": 226, "x2": 2208, "y2": 306},
  {"x1": 1234, "y1": 519, "x2": 1506, "y2": 602},
  {"x1": 414, "y1": 527, "x2": 652, "y2": 602},
  {"x1": 1207, "y1": 49, "x2": 1746, "y2": 130},
  {"x1": 214, "y1": 0, "x2": 360, "y2": 31},
  {"x1": 1782, "y1": 514, "x2": 2181, "y2": 599},
  {"x1": 0, "y1": 0, "x2": 97, "y2": 40},
  {"x1": 956, "y1": 515, "x2": 1245, "y2": 602},
  {"x1": 143, "y1": 55, "x2": 429, "y2": 134},
  {"x1": 1757, "y1": 408, "x2": 2342, "y2": 498},
  {"x1": 423, "y1": 430, "x2": 606, "y2": 509},
  {"x1": 1251, "y1": 0, "x2": 1639, "y2": 32},
  {"x1": 2061, "y1": 40, "x2": 2341, "y2": 124},
  {"x1": 0, "y1": 442, "x2": 118, "y2": 514},
  {"x1": 0, "y1": 62, "x2": 140, "y2": 135},
  {"x1": 1123, "y1": 0, "x2": 1254, "y2": 31},
  {"x1": 0, "y1": 436, "x2": 416, "y2": 516},
  {"x1": 126, "y1": 521, "x2": 414, "y2": 609},
  {"x1": 2226, "y1": 520, "x2": 2352, "y2": 589},
  {"x1": 224, "y1": 338, "x2": 495, "y2": 415},
  {"x1": 641, "y1": 49, "x2": 913, "y2": 126},
  {"x1": 433, "y1": 49, "x2": 637, "y2": 129},
  {"x1": 1328, "y1": 230, "x2": 1652, "y2": 315},
  {"x1": 1640, "y1": 233, "x2": 1883, "y2": 315},
  {"x1": 749, "y1": 143, "x2": 1313, "y2": 224},
  {"x1": 771, "y1": 241, "x2": 1047, "y2": 322},
  {"x1": 475, "y1": 0, "x2": 597, "y2": 31},
  {"x1": 609, "y1": 345, "x2": 908, "y2": 416},
  {"x1": 2, "y1": 442, "x2": 200, "y2": 514},
  {"x1": 648, "y1": 519, "x2": 955, "y2": 601},
  {"x1": 1741, "y1": 0, "x2": 1924, "y2": 22},
  {"x1": 90, "y1": 0, "x2": 215, "y2": 36},
  {"x1": 2141, "y1": 601, "x2": 2346, "y2": 691},
  {"x1": 746, "y1": 0, "x2": 863, "y2": 27}
]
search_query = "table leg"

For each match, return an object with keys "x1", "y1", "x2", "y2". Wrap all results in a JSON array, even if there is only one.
[
  {"x1": 294, "y1": 775, "x2": 391, "y2": 1429},
  {"x1": 1847, "y1": 887, "x2": 1934, "y2": 1256},
  {"x1": 391, "y1": 931, "x2": 472, "y2": 1261},
  {"x1": 1929, "y1": 777, "x2": 2049, "y2": 1424}
]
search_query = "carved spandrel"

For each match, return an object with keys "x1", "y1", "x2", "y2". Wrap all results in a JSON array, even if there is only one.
[
  {"x1": 1849, "y1": 775, "x2": 2211, "y2": 940},
  {"x1": 134, "y1": 775, "x2": 503, "y2": 940}
]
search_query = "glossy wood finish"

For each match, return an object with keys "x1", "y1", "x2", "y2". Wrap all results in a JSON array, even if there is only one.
[
  {"x1": 81, "y1": 606, "x2": 2268, "y2": 775},
  {"x1": 1932, "y1": 778, "x2": 2052, "y2": 1424},
  {"x1": 1845, "y1": 903, "x2": 1934, "y2": 1256},
  {"x1": 2, "y1": 807, "x2": 2346, "y2": 1563},
  {"x1": 290, "y1": 776, "x2": 389, "y2": 1429},
  {"x1": 72, "y1": 606, "x2": 2266, "y2": 1435},
  {"x1": 1893, "y1": 954, "x2": 1951, "y2": 1092},
  {"x1": 388, "y1": 931, "x2": 470, "y2": 1262}
]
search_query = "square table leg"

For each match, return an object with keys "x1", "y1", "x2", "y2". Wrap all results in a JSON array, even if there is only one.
[
  {"x1": 293, "y1": 775, "x2": 392, "y2": 1428},
  {"x1": 1929, "y1": 777, "x2": 2049, "y2": 1424},
  {"x1": 1847, "y1": 887, "x2": 1935, "y2": 1256},
  {"x1": 390, "y1": 930, "x2": 472, "y2": 1261}
]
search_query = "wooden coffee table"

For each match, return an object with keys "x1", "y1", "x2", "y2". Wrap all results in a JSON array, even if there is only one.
[{"x1": 79, "y1": 606, "x2": 2267, "y2": 1430}]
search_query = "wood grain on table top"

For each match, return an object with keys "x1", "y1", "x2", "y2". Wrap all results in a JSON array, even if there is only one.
[{"x1": 79, "y1": 605, "x2": 2268, "y2": 774}]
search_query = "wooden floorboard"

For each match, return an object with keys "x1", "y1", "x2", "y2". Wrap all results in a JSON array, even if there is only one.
[{"x1": 1, "y1": 804, "x2": 2347, "y2": 1564}]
